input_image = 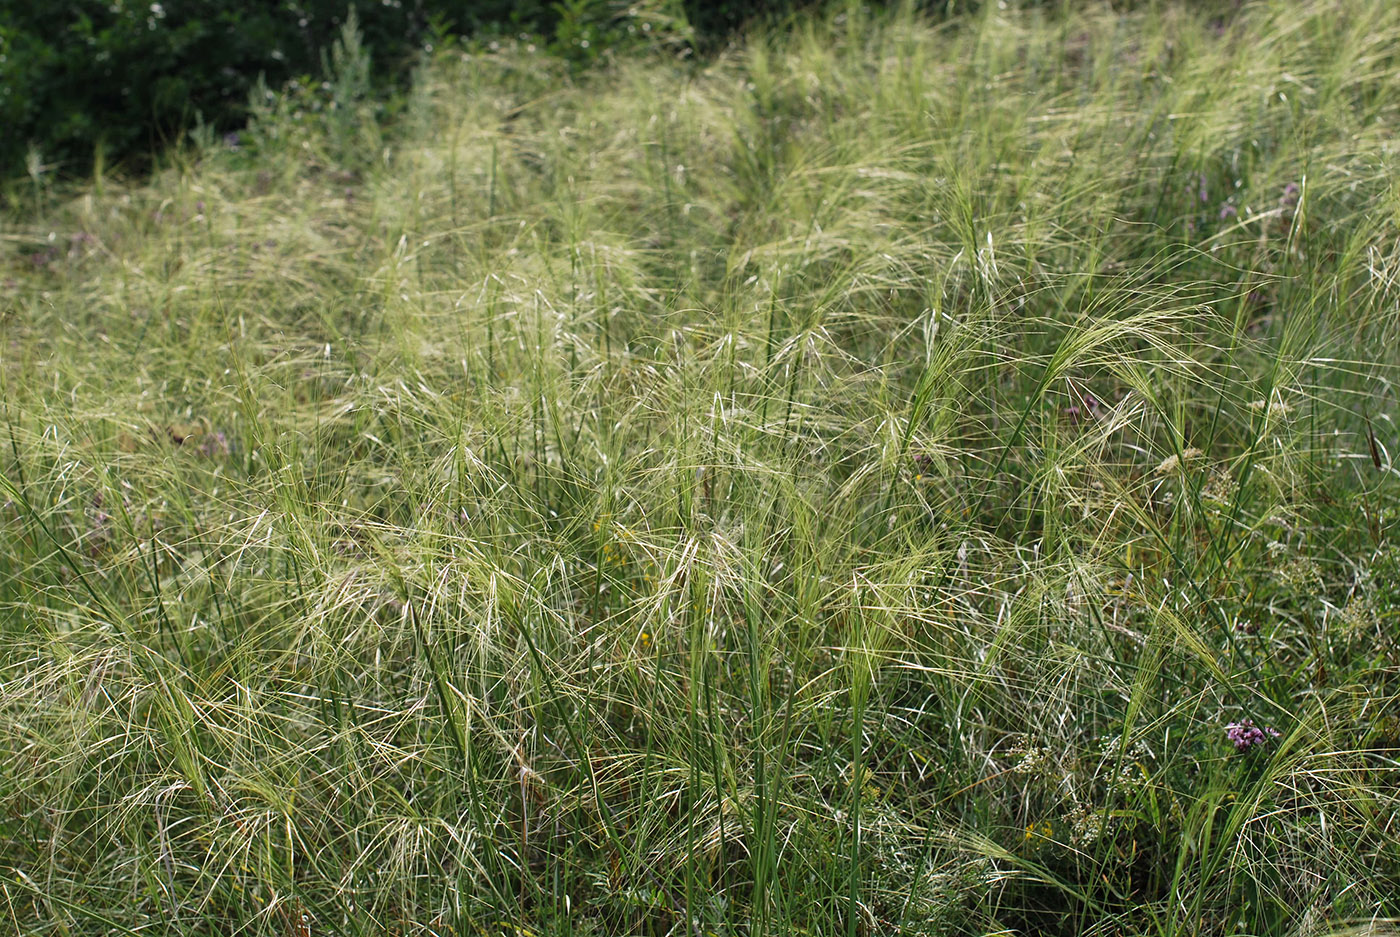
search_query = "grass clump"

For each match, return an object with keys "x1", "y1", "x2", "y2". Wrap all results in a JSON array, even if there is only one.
[{"x1": 2, "y1": 1, "x2": 1400, "y2": 934}]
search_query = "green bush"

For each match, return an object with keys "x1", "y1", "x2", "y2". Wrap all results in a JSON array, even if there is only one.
[
  {"x1": 3, "y1": 2, "x2": 366, "y2": 177},
  {"x1": 0, "y1": 0, "x2": 676, "y2": 180}
]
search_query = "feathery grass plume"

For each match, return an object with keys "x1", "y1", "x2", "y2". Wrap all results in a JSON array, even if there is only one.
[{"x1": 2, "y1": 0, "x2": 1400, "y2": 934}]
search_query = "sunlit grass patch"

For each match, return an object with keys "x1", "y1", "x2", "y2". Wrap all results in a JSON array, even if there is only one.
[{"x1": 2, "y1": 1, "x2": 1399, "y2": 934}]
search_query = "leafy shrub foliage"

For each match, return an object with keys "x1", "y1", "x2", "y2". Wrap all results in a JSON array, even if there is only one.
[{"x1": 0, "y1": 0, "x2": 693, "y2": 179}]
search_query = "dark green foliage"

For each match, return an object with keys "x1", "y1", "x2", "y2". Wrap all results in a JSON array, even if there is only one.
[
  {"x1": 2, "y1": 2, "x2": 377, "y2": 177},
  {"x1": 683, "y1": 0, "x2": 821, "y2": 42},
  {"x1": 0, "y1": 0, "x2": 627, "y2": 180}
]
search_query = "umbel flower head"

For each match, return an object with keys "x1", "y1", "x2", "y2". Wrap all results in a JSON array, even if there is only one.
[{"x1": 1225, "y1": 719, "x2": 1281, "y2": 752}]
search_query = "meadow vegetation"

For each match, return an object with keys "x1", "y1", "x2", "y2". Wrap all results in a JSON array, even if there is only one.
[{"x1": 2, "y1": 1, "x2": 1399, "y2": 934}]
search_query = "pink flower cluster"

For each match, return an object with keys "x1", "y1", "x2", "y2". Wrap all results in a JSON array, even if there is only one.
[{"x1": 1225, "y1": 719, "x2": 1280, "y2": 752}]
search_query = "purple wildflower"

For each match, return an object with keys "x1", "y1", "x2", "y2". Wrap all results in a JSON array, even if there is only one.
[
  {"x1": 197, "y1": 431, "x2": 229, "y2": 458},
  {"x1": 1280, "y1": 182, "x2": 1300, "y2": 209},
  {"x1": 1192, "y1": 175, "x2": 1215, "y2": 205},
  {"x1": 1225, "y1": 719, "x2": 1281, "y2": 752},
  {"x1": 223, "y1": 131, "x2": 241, "y2": 149},
  {"x1": 1063, "y1": 392, "x2": 1100, "y2": 425},
  {"x1": 28, "y1": 247, "x2": 58, "y2": 269},
  {"x1": 1219, "y1": 204, "x2": 1237, "y2": 221}
]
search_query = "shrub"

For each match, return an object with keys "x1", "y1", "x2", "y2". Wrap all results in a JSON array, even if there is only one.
[
  {"x1": 0, "y1": 0, "x2": 665, "y2": 180},
  {"x1": 3, "y1": 2, "x2": 311, "y2": 177}
]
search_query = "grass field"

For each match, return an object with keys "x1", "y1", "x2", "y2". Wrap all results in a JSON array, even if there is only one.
[{"x1": 2, "y1": 1, "x2": 1399, "y2": 934}]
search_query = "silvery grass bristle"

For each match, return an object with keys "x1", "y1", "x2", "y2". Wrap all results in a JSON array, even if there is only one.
[{"x1": 1, "y1": 0, "x2": 1398, "y2": 935}]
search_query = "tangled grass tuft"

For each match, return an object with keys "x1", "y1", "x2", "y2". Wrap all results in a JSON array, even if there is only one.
[{"x1": 2, "y1": 1, "x2": 1399, "y2": 934}]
